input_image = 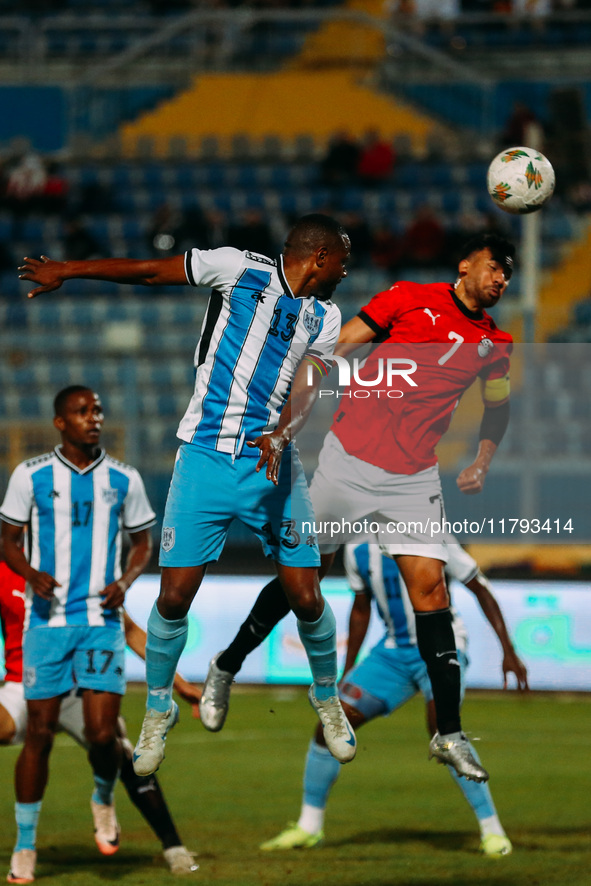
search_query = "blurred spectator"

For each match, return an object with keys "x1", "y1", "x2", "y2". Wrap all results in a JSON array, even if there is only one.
[
  {"x1": 512, "y1": 0, "x2": 551, "y2": 17},
  {"x1": 42, "y1": 161, "x2": 69, "y2": 215},
  {"x1": 389, "y1": 0, "x2": 460, "y2": 21},
  {"x1": 320, "y1": 131, "x2": 361, "y2": 188},
  {"x1": 357, "y1": 130, "x2": 395, "y2": 187},
  {"x1": 0, "y1": 238, "x2": 14, "y2": 273},
  {"x1": 202, "y1": 209, "x2": 228, "y2": 249},
  {"x1": 401, "y1": 205, "x2": 446, "y2": 268},
  {"x1": 341, "y1": 212, "x2": 373, "y2": 268},
  {"x1": 5, "y1": 152, "x2": 47, "y2": 214},
  {"x1": 370, "y1": 221, "x2": 403, "y2": 273},
  {"x1": 499, "y1": 100, "x2": 545, "y2": 151},
  {"x1": 61, "y1": 218, "x2": 104, "y2": 262},
  {"x1": 228, "y1": 208, "x2": 276, "y2": 255},
  {"x1": 147, "y1": 203, "x2": 195, "y2": 256},
  {"x1": 567, "y1": 180, "x2": 591, "y2": 214}
]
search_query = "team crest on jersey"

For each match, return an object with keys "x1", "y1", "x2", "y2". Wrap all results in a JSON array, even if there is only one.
[
  {"x1": 478, "y1": 338, "x2": 494, "y2": 358},
  {"x1": 162, "y1": 527, "x2": 175, "y2": 552},
  {"x1": 23, "y1": 667, "x2": 36, "y2": 688},
  {"x1": 101, "y1": 487, "x2": 119, "y2": 506},
  {"x1": 303, "y1": 310, "x2": 321, "y2": 336}
]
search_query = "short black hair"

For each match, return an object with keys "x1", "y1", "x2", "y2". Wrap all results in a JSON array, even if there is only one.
[
  {"x1": 458, "y1": 232, "x2": 516, "y2": 279},
  {"x1": 284, "y1": 213, "x2": 349, "y2": 257},
  {"x1": 53, "y1": 385, "x2": 93, "y2": 417}
]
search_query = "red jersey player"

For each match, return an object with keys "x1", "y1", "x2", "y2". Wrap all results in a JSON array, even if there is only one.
[
  {"x1": 0, "y1": 557, "x2": 26, "y2": 743},
  {"x1": 198, "y1": 233, "x2": 515, "y2": 786}
]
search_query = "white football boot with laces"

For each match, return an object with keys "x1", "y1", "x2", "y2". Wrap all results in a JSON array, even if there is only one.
[
  {"x1": 7, "y1": 849, "x2": 36, "y2": 884},
  {"x1": 133, "y1": 702, "x2": 179, "y2": 776},
  {"x1": 308, "y1": 686, "x2": 356, "y2": 763},
  {"x1": 91, "y1": 799, "x2": 120, "y2": 855},
  {"x1": 163, "y1": 845, "x2": 199, "y2": 873}
]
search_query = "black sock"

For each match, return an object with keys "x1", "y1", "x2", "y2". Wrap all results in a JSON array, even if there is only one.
[
  {"x1": 217, "y1": 577, "x2": 291, "y2": 675},
  {"x1": 414, "y1": 608, "x2": 462, "y2": 736},
  {"x1": 119, "y1": 754, "x2": 181, "y2": 850}
]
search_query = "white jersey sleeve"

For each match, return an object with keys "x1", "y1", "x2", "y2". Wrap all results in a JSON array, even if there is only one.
[
  {"x1": 121, "y1": 469, "x2": 157, "y2": 533},
  {"x1": 306, "y1": 301, "x2": 341, "y2": 368},
  {"x1": 343, "y1": 544, "x2": 367, "y2": 594},
  {"x1": 443, "y1": 532, "x2": 479, "y2": 585},
  {"x1": 184, "y1": 247, "x2": 245, "y2": 291},
  {"x1": 0, "y1": 462, "x2": 33, "y2": 526}
]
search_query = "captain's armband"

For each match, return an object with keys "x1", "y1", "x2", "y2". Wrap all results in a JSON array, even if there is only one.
[{"x1": 481, "y1": 373, "x2": 510, "y2": 406}]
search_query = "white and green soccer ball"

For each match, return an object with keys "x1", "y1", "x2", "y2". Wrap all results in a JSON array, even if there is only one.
[{"x1": 486, "y1": 146, "x2": 555, "y2": 214}]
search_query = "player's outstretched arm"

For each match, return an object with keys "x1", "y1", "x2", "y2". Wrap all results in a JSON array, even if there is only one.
[
  {"x1": 122, "y1": 610, "x2": 201, "y2": 714},
  {"x1": 465, "y1": 572, "x2": 529, "y2": 690},
  {"x1": 247, "y1": 355, "x2": 327, "y2": 485},
  {"x1": 19, "y1": 254, "x2": 188, "y2": 298}
]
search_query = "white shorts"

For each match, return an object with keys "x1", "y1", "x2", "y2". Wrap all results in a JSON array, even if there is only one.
[
  {"x1": 0, "y1": 682, "x2": 27, "y2": 745},
  {"x1": 309, "y1": 432, "x2": 448, "y2": 561},
  {"x1": 0, "y1": 684, "x2": 86, "y2": 748}
]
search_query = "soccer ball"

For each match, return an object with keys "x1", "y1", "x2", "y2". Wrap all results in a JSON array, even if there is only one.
[{"x1": 486, "y1": 146, "x2": 555, "y2": 214}]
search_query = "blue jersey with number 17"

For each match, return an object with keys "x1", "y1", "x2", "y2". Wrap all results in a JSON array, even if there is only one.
[
  {"x1": 0, "y1": 447, "x2": 156, "y2": 631},
  {"x1": 179, "y1": 247, "x2": 341, "y2": 457}
]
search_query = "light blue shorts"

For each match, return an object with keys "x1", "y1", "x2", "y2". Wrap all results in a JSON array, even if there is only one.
[
  {"x1": 159, "y1": 443, "x2": 321, "y2": 568},
  {"x1": 339, "y1": 639, "x2": 468, "y2": 720},
  {"x1": 23, "y1": 625, "x2": 126, "y2": 700}
]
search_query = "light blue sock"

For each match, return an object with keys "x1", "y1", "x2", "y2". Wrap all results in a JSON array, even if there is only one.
[
  {"x1": 303, "y1": 739, "x2": 341, "y2": 809},
  {"x1": 447, "y1": 741, "x2": 497, "y2": 822},
  {"x1": 145, "y1": 603, "x2": 188, "y2": 712},
  {"x1": 14, "y1": 801, "x2": 42, "y2": 852},
  {"x1": 297, "y1": 601, "x2": 337, "y2": 701},
  {"x1": 91, "y1": 773, "x2": 117, "y2": 807}
]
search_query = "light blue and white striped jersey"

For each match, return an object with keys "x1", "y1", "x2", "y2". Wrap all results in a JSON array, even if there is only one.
[
  {"x1": 0, "y1": 447, "x2": 156, "y2": 630},
  {"x1": 179, "y1": 247, "x2": 341, "y2": 456},
  {"x1": 344, "y1": 536, "x2": 472, "y2": 652}
]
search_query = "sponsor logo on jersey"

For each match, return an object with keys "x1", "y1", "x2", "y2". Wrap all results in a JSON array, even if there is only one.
[
  {"x1": 423, "y1": 308, "x2": 440, "y2": 325},
  {"x1": 304, "y1": 310, "x2": 321, "y2": 336},
  {"x1": 245, "y1": 251, "x2": 276, "y2": 266},
  {"x1": 161, "y1": 527, "x2": 175, "y2": 552},
  {"x1": 478, "y1": 337, "x2": 494, "y2": 358}
]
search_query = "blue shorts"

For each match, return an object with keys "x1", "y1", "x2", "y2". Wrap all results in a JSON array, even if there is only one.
[
  {"x1": 339, "y1": 639, "x2": 468, "y2": 721},
  {"x1": 23, "y1": 626, "x2": 126, "y2": 700},
  {"x1": 159, "y1": 443, "x2": 320, "y2": 568}
]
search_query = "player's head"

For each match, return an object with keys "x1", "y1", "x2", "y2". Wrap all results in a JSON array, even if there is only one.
[
  {"x1": 53, "y1": 386, "x2": 104, "y2": 449},
  {"x1": 456, "y1": 233, "x2": 515, "y2": 308},
  {"x1": 283, "y1": 213, "x2": 350, "y2": 300}
]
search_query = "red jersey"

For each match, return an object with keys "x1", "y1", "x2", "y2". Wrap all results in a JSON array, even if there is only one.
[
  {"x1": 0, "y1": 561, "x2": 25, "y2": 683},
  {"x1": 331, "y1": 281, "x2": 512, "y2": 474}
]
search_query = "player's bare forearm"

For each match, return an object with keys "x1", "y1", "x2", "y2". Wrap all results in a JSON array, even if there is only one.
[
  {"x1": 19, "y1": 254, "x2": 187, "y2": 298},
  {"x1": 101, "y1": 529, "x2": 152, "y2": 609},
  {"x1": 334, "y1": 315, "x2": 377, "y2": 358},
  {"x1": 342, "y1": 593, "x2": 371, "y2": 678},
  {"x1": 466, "y1": 574, "x2": 529, "y2": 690},
  {"x1": 247, "y1": 357, "x2": 324, "y2": 484},
  {"x1": 456, "y1": 439, "x2": 497, "y2": 494}
]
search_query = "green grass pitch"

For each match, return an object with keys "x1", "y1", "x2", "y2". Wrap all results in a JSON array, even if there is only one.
[{"x1": 1, "y1": 687, "x2": 589, "y2": 885}]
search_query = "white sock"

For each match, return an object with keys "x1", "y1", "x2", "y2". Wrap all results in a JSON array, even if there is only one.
[
  {"x1": 479, "y1": 814, "x2": 506, "y2": 838},
  {"x1": 297, "y1": 803, "x2": 324, "y2": 835}
]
